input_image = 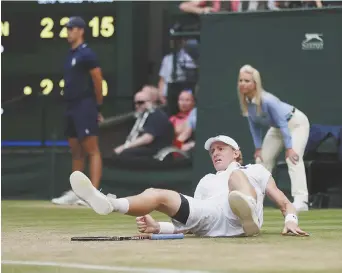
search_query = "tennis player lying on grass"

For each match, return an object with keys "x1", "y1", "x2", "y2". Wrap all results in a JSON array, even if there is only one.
[{"x1": 70, "y1": 135, "x2": 309, "y2": 237}]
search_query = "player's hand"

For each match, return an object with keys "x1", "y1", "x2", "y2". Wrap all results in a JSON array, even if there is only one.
[
  {"x1": 285, "y1": 148, "x2": 299, "y2": 165},
  {"x1": 97, "y1": 113, "x2": 104, "y2": 123},
  {"x1": 254, "y1": 149, "x2": 263, "y2": 162},
  {"x1": 282, "y1": 221, "x2": 309, "y2": 236},
  {"x1": 136, "y1": 215, "x2": 159, "y2": 234}
]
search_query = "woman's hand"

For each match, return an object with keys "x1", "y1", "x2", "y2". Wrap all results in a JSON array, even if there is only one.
[
  {"x1": 254, "y1": 148, "x2": 263, "y2": 162},
  {"x1": 286, "y1": 148, "x2": 299, "y2": 165}
]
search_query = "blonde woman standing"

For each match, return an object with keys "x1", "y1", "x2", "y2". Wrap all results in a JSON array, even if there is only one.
[{"x1": 238, "y1": 64, "x2": 310, "y2": 212}]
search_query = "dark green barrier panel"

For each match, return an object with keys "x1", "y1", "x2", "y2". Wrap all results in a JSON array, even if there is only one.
[
  {"x1": 193, "y1": 8, "x2": 342, "y2": 191},
  {"x1": 1, "y1": 149, "x2": 193, "y2": 199}
]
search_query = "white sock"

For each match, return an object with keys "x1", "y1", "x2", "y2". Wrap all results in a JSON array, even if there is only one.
[{"x1": 109, "y1": 197, "x2": 129, "y2": 214}]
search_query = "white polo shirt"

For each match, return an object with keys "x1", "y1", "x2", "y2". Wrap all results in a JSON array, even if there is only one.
[
  {"x1": 159, "y1": 49, "x2": 197, "y2": 96},
  {"x1": 193, "y1": 162, "x2": 271, "y2": 229}
]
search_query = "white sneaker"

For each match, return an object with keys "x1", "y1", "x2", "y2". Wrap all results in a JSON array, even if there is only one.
[
  {"x1": 293, "y1": 196, "x2": 309, "y2": 212},
  {"x1": 74, "y1": 199, "x2": 89, "y2": 207},
  {"x1": 293, "y1": 201, "x2": 309, "y2": 212},
  {"x1": 51, "y1": 190, "x2": 79, "y2": 205},
  {"x1": 229, "y1": 191, "x2": 260, "y2": 236},
  {"x1": 70, "y1": 171, "x2": 113, "y2": 215}
]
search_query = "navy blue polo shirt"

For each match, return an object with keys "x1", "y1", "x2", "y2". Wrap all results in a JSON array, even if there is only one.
[{"x1": 64, "y1": 43, "x2": 99, "y2": 102}]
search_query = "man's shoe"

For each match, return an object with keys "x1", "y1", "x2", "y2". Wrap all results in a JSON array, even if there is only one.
[
  {"x1": 229, "y1": 191, "x2": 260, "y2": 236},
  {"x1": 51, "y1": 190, "x2": 79, "y2": 205},
  {"x1": 70, "y1": 171, "x2": 113, "y2": 215},
  {"x1": 293, "y1": 196, "x2": 309, "y2": 212},
  {"x1": 293, "y1": 201, "x2": 309, "y2": 212}
]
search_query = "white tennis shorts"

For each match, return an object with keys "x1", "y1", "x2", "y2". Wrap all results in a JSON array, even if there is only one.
[{"x1": 172, "y1": 194, "x2": 258, "y2": 237}]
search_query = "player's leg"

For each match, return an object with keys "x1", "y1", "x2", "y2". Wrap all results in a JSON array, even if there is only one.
[
  {"x1": 228, "y1": 170, "x2": 259, "y2": 236},
  {"x1": 228, "y1": 170, "x2": 257, "y2": 199},
  {"x1": 81, "y1": 136, "x2": 102, "y2": 189},
  {"x1": 125, "y1": 188, "x2": 182, "y2": 217},
  {"x1": 70, "y1": 171, "x2": 182, "y2": 218}
]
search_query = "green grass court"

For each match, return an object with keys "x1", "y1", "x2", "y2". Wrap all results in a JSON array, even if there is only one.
[{"x1": 2, "y1": 200, "x2": 342, "y2": 273}]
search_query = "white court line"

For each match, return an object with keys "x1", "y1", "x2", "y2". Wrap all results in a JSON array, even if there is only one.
[{"x1": 2, "y1": 260, "x2": 212, "y2": 273}]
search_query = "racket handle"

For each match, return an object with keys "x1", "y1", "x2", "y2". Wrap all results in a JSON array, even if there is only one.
[{"x1": 150, "y1": 234, "x2": 184, "y2": 240}]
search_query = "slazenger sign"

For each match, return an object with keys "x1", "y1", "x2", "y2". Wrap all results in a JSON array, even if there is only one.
[{"x1": 302, "y1": 33, "x2": 324, "y2": 50}]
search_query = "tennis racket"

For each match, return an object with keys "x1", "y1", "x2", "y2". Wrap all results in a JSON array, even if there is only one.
[{"x1": 71, "y1": 233, "x2": 184, "y2": 241}]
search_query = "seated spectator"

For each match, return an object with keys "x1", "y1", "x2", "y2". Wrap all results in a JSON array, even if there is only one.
[
  {"x1": 323, "y1": 1, "x2": 342, "y2": 7},
  {"x1": 169, "y1": 89, "x2": 195, "y2": 139},
  {"x1": 113, "y1": 91, "x2": 174, "y2": 158},
  {"x1": 179, "y1": 1, "x2": 239, "y2": 14},
  {"x1": 141, "y1": 85, "x2": 161, "y2": 105},
  {"x1": 175, "y1": 107, "x2": 197, "y2": 152},
  {"x1": 268, "y1": 0, "x2": 325, "y2": 10}
]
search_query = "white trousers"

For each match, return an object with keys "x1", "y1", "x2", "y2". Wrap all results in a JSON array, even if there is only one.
[{"x1": 256, "y1": 109, "x2": 310, "y2": 200}]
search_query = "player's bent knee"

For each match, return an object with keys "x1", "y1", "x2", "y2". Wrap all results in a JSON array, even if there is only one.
[
  {"x1": 143, "y1": 188, "x2": 178, "y2": 207},
  {"x1": 142, "y1": 188, "x2": 164, "y2": 200},
  {"x1": 158, "y1": 190, "x2": 182, "y2": 211},
  {"x1": 143, "y1": 187, "x2": 159, "y2": 194}
]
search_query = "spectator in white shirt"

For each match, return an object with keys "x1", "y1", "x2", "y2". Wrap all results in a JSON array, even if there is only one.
[{"x1": 158, "y1": 40, "x2": 197, "y2": 105}]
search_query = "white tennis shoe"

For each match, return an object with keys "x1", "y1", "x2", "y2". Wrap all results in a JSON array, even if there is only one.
[
  {"x1": 293, "y1": 196, "x2": 309, "y2": 212},
  {"x1": 51, "y1": 190, "x2": 79, "y2": 205},
  {"x1": 70, "y1": 171, "x2": 113, "y2": 215},
  {"x1": 229, "y1": 191, "x2": 260, "y2": 236},
  {"x1": 293, "y1": 201, "x2": 309, "y2": 212},
  {"x1": 74, "y1": 199, "x2": 90, "y2": 207}
]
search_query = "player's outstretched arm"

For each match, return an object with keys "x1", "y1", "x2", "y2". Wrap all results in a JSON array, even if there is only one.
[{"x1": 265, "y1": 177, "x2": 309, "y2": 236}]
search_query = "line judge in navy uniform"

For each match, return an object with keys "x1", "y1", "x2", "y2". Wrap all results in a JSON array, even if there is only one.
[
  {"x1": 52, "y1": 17, "x2": 104, "y2": 205},
  {"x1": 237, "y1": 64, "x2": 310, "y2": 212}
]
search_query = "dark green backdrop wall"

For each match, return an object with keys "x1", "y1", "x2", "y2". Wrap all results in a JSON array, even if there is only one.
[
  {"x1": 193, "y1": 8, "x2": 342, "y2": 187},
  {"x1": 2, "y1": 149, "x2": 193, "y2": 199}
]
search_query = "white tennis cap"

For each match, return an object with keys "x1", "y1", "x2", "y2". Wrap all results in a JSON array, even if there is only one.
[{"x1": 204, "y1": 135, "x2": 240, "y2": 151}]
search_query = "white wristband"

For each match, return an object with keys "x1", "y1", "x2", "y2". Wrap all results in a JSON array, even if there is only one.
[
  {"x1": 285, "y1": 214, "x2": 298, "y2": 225},
  {"x1": 158, "y1": 222, "x2": 175, "y2": 234}
]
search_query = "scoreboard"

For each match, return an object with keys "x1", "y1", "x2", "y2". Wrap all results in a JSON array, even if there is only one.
[
  {"x1": 1, "y1": 1, "x2": 117, "y2": 102},
  {"x1": 1, "y1": 1, "x2": 120, "y2": 142}
]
